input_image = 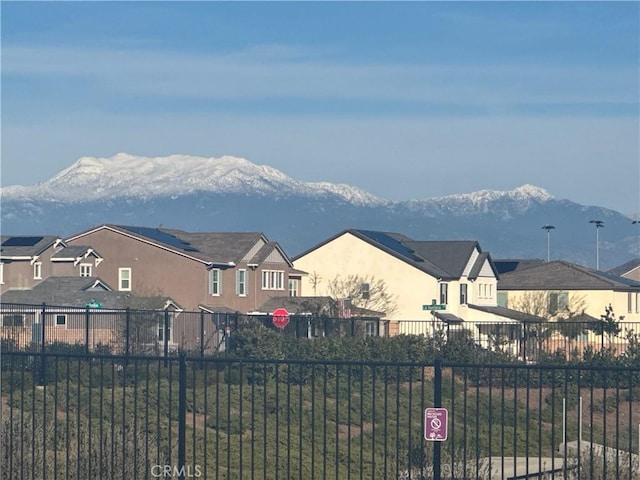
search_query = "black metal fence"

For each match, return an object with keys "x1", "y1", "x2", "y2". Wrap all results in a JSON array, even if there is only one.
[
  {"x1": 0, "y1": 303, "x2": 388, "y2": 357},
  {"x1": 2, "y1": 302, "x2": 640, "y2": 362},
  {"x1": 1, "y1": 351, "x2": 639, "y2": 479}
]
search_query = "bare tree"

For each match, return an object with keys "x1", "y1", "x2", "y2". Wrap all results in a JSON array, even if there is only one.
[{"x1": 326, "y1": 274, "x2": 398, "y2": 317}]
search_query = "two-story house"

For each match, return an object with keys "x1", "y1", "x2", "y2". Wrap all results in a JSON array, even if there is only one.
[
  {"x1": 64, "y1": 224, "x2": 305, "y2": 312},
  {"x1": 1, "y1": 235, "x2": 103, "y2": 294},
  {"x1": 292, "y1": 229, "x2": 532, "y2": 339}
]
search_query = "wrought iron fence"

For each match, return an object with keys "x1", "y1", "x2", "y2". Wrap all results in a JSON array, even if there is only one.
[
  {"x1": 1, "y1": 351, "x2": 639, "y2": 479},
  {"x1": 2, "y1": 303, "x2": 640, "y2": 362}
]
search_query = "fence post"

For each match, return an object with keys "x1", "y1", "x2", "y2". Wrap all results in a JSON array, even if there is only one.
[
  {"x1": 178, "y1": 353, "x2": 187, "y2": 479},
  {"x1": 163, "y1": 309, "x2": 169, "y2": 366},
  {"x1": 39, "y1": 303, "x2": 47, "y2": 385},
  {"x1": 199, "y1": 311, "x2": 205, "y2": 360},
  {"x1": 85, "y1": 307, "x2": 90, "y2": 354},
  {"x1": 433, "y1": 357, "x2": 442, "y2": 480},
  {"x1": 125, "y1": 308, "x2": 131, "y2": 357}
]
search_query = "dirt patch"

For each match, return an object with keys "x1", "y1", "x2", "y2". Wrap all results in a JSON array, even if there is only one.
[{"x1": 337, "y1": 421, "x2": 374, "y2": 440}]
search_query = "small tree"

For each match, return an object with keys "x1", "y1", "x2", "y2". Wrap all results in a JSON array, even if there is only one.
[
  {"x1": 510, "y1": 291, "x2": 587, "y2": 360},
  {"x1": 326, "y1": 274, "x2": 398, "y2": 318},
  {"x1": 588, "y1": 304, "x2": 623, "y2": 351}
]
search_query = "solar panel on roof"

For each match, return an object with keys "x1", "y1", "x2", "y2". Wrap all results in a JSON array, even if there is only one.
[
  {"x1": 356, "y1": 230, "x2": 423, "y2": 262},
  {"x1": 1, "y1": 236, "x2": 44, "y2": 247},
  {"x1": 120, "y1": 226, "x2": 200, "y2": 253}
]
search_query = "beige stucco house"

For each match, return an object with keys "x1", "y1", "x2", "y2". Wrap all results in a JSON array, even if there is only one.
[
  {"x1": 292, "y1": 229, "x2": 533, "y2": 340},
  {"x1": 497, "y1": 260, "x2": 640, "y2": 352}
]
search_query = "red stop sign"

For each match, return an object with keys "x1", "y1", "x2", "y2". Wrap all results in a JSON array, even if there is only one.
[{"x1": 272, "y1": 308, "x2": 290, "y2": 328}]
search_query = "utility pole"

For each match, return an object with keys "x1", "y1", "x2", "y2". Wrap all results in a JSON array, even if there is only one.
[
  {"x1": 589, "y1": 220, "x2": 604, "y2": 270},
  {"x1": 542, "y1": 225, "x2": 555, "y2": 262}
]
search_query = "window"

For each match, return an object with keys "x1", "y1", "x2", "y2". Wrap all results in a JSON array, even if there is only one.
[
  {"x1": 637, "y1": 292, "x2": 639, "y2": 314},
  {"x1": 55, "y1": 314, "x2": 67, "y2": 327},
  {"x1": 497, "y1": 292, "x2": 508, "y2": 308},
  {"x1": 478, "y1": 283, "x2": 493, "y2": 299},
  {"x1": 364, "y1": 321, "x2": 378, "y2": 337},
  {"x1": 460, "y1": 284, "x2": 468, "y2": 305},
  {"x1": 119, "y1": 268, "x2": 131, "y2": 291},
  {"x1": 236, "y1": 269, "x2": 247, "y2": 296},
  {"x1": 209, "y1": 269, "x2": 221, "y2": 296},
  {"x1": 288, "y1": 279, "x2": 300, "y2": 297},
  {"x1": 440, "y1": 283, "x2": 448, "y2": 305},
  {"x1": 547, "y1": 292, "x2": 568, "y2": 314},
  {"x1": 2, "y1": 314, "x2": 24, "y2": 327},
  {"x1": 80, "y1": 264, "x2": 92, "y2": 277},
  {"x1": 158, "y1": 314, "x2": 174, "y2": 344},
  {"x1": 629, "y1": 292, "x2": 633, "y2": 313},
  {"x1": 262, "y1": 270, "x2": 284, "y2": 290},
  {"x1": 33, "y1": 262, "x2": 42, "y2": 279},
  {"x1": 0, "y1": 262, "x2": 3, "y2": 284},
  {"x1": 361, "y1": 283, "x2": 370, "y2": 300}
]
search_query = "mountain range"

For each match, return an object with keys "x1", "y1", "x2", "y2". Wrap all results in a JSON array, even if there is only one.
[{"x1": 1, "y1": 153, "x2": 638, "y2": 270}]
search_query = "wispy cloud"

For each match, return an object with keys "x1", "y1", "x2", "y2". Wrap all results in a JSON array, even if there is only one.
[{"x1": 4, "y1": 44, "x2": 637, "y2": 111}]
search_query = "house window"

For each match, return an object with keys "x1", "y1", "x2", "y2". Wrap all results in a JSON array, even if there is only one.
[
  {"x1": 0, "y1": 262, "x2": 4, "y2": 284},
  {"x1": 440, "y1": 283, "x2": 448, "y2": 305},
  {"x1": 80, "y1": 264, "x2": 92, "y2": 277},
  {"x1": 209, "y1": 269, "x2": 221, "y2": 296},
  {"x1": 158, "y1": 315, "x2": 174, "y2": 344},
  {"x1": 364, "y1": 321, "x2": 377, "y2": 337},
  {"x1": 262, "y1": 270, "x2": 284, "y2": 290},
  {"x1": 636, "y1": 292, "x2": 639, "y2": 314},
  {"x1": 2, "y1": 314, "x2": 24, "y2": 327},
  {"x1": 548, "y1": 292, "x2": 568, "y2": 314},
  {"x1": 119, "y1": 268, "x2": 132, "y2": 291},
  {"x1": 460, "y1": 284, "x2": 468, "y2": 305},
  {"x1": 361, "y1": 283, "x2": 370, "y2": 300},
  {"x1": 289, "y1": 279, "x2": 300, "y2": 297},
  {"x1": 55, "y1": 314, "x2": 67, "y2": 327},
  {"x1": 497, "y1": 292, "x2": 508, "y2": 308},
  {"x1": 629, "y1": 292, "x2": 633, "y2": 313},
  {"x1": 236, "y1": 269, "x2": 247, "y2": 296},
  {"x1": 33, "y1": 262, "x2": 42, "y2": 279}
]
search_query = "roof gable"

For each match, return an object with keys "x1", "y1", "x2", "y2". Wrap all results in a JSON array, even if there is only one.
[
  {"x1": 607, "y1": 258, "x2": 640, "y2": 277},
  {"x1": 498, "y1": 260, "x2": 640, "y2": 291}
]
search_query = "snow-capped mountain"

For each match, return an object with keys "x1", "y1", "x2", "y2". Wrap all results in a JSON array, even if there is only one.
[
  {"x1": 1, "y1": 153, "x2": 386, "y2": 206},
  {"x1": 1, "y1": 153, "x2": 636, "y2": 269}
]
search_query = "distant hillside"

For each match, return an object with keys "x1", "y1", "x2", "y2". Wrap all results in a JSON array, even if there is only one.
[{"x1": 1, "y1": 154, "x2": 637, "y2": 269}]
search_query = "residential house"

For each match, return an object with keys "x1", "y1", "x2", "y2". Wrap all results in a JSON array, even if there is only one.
[
  {"x1": 64, "y1": 224, "x2": 305, "y2": 313},
  {"x1": 497, "y1": 260, "x2": 640, "y2": 353},
  {"x1": 0, "y1": 276, "x2": 180, "y2": 352},
  {"x1": 607, "y1": 258, "x2": 640, "y2": 282},
  {"x1": 0, "y1": 235, "x2": 103, "y2": 293},
  {"x1": 292, "y1": 229, "x2": 534, "y2": 348}
]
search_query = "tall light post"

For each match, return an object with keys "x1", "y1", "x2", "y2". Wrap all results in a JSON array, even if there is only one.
[
  {"x1": 589, "y1": 220, "x2": 604, "y2": 270},
  {"x1": 542, "y1": 225, "x2": 555, "y2": 262}
]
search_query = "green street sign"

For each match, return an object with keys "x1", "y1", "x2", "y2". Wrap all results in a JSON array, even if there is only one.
[
  {"x1": 423, "y1": 304, "x2": 446, "y2": 311},
  {"x1": 85, "y1": 302, "x2": 103, "y2": 309}
]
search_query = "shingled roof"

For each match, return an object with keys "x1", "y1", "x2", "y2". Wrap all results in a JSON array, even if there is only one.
[
  {"x1": 607, "y1": 258, "x2": 640, "y2": 277},
  {"x1": 1, "y1": 276, "x2": 177, "y2": 309},
  {"x1": 0, "y1": 235, "x2": 63, "y2": 258},
  {"x1": 498, "y1": 260, "x2": 640, "y2": 291},
  {"x1": 294, "y1": 229, "x2": 497, "y2": 280}
]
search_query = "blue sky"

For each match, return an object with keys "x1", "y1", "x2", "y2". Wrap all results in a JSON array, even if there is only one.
[{"x1": 2, "y1": 1, "x2": 639, "y2": 214}]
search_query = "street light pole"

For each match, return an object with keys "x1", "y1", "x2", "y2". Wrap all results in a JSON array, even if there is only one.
[
  {"x1": 542, "y1": 225, "x2": 555, "y2": 262},
  {"x1": 589, "y1": 220, "x2": 604, "y2": 270}
]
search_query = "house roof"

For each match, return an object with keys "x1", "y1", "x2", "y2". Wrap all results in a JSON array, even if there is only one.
[
  {"x1": 0, "y1": 235, "x2": 63, "y2": 259},
  {"x1": 467, "y1": 304, "x2": 547, "y2": 323},
  {"x1": 433, "y1": 312, "x2": 464, "y2": 324},
  {"x1": 255, "y1": 296, "x2": 336, "y2": 315},
  {"x1": 607, "y1": 258, "x2": 640, "y2": 277},
  {"x1": 1, "y1": 276, "x2": 178, "y2": 309},
  {"x1": 67, "y1": 224, "x2": 293, "y2": 267},
  {"x1": 294, "y1": 229, "x2": 495, "y2": 281},
  {"x1": 51, "y1": 245, "x2": 101, "y2": 262},
  {"x1": 498, "y1": 260, "x2": 640, "y2": 291},
  {"x1": 494, "y1": 258, "x2": 545, "y2": 275}
]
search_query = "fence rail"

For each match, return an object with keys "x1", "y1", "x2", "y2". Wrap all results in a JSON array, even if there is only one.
[
  {"x1": 1, "y1": 351, "x2": 639, "y2": 479},
  {"x1": 1, "y1": 303, "x2": 639, "y2": 362}
]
